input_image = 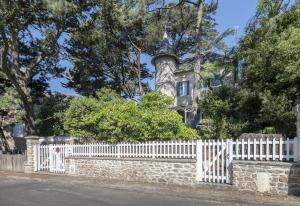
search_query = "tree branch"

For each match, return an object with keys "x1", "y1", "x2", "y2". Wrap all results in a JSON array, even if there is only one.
[
  {"x1": 25, "y1": 55, "x2": 43, "y2": 83},
  {"x1": 147, "y1": 0, "x2": 186, "y2": 13}
]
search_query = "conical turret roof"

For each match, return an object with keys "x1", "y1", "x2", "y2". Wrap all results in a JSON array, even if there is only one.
[{"x1": 151, "y1": 31, "x2": 179, "y2": 65}]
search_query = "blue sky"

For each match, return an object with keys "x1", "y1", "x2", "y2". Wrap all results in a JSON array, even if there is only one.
[{"x1": 49, "y1": 0, "x2": 259, "y2": 96}]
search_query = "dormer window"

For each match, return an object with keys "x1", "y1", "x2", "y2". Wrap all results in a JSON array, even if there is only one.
[{"x1": 177, "y1": 81, "x2": 190, "y2": 96}]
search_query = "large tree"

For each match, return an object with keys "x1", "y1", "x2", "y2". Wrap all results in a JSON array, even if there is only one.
[
  {"x1": 0, "y1": 0, "x2": 92, "y2": 135},
  {"x1": 239, "y1": 0, "x2": 300, "y2": 103},
  {"x1": 66, "y1": 0, "x2": 152, "y2": 98},
  {"x1": 66, "y1": 0, "x2": 231, "y2": 98}
]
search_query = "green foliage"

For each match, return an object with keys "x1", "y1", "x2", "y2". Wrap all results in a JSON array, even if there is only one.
[
  {"x1": 199, "y1": 86, "x2": 242, "y2": 139},
  {"x1": 0, "y1": 0, "x2": 92, "y2": 134},
  {"x1": 64, "y1": 89, "x2": 199, "y2": 142},
  {"x1": 66, "y1": 0, "x2": 230, "y2": 97},
  {"x1": 239, "y1": 1, "x2": 300, "y2": 102},
  {"x1": 35, "y1": 93, "x2": 72, "y2": 136},
  {"x1": 66, "y1": 0, "x2": 152, "y2": 97},
  {"x1": 139, "y1": 91, "x2": 173, "y2": 110},
  {"x1": 200, "y1": 86, "x2": 296, "y2": 139},
  {"x1": 262, "y1": 127, "x2": 276, "y2": 134},
  {"x1": 0, "y1": 87, "x2": 24, "y2": 126},
  {"x1": 199, "y1": 1, "x2": 299, "y2": 139}
]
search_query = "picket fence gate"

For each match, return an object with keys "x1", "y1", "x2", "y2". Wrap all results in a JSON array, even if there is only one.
[{"x1": 34, "y1": 137, "x2": 298, "y2": 184}]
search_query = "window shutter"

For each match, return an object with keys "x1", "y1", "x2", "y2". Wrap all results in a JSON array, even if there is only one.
[
  {"x1": 176, "y1": 82, "x2": 180, "y2": 96},
  {"x1": 186, "y1": 81, "x2": 190, "y2": 95}
]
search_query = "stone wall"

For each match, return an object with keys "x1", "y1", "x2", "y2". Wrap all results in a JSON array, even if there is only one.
[
  {"x1": 64, "y1": 157, "x2": 197, "y2": 186},
  {"x1": 232, "y1": 160, "x2": 300, "y2": 196}
]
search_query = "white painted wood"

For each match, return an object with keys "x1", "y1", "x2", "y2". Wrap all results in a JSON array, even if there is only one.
[
  {"x1": 272, "y1": 138, "x2": 276, "y2": 161},
  {"x1": 212, "y1": 140, "x2": 215, "y2": 182},
  {"x1": 225, "y1": 140, "x2": 229, "y2": 183},
  {"x1": 266, "y1": 138, "x2": 269, "y2": 160},
  {"x1": 204, "y1": 140, "x2": 207, "y2": 182},
  {"x1": 196, "y1": 140, "x2": 202, "y2": 181},
  {"x1": 221, "y1": 139, "x2": 224, "y2": 183},
  {"x1": 259, "y1": 138, "x2": 263, "y2": 161},
  {"x1": 208, "y1": 140, "x2": 211, "y2": 183},
  {"x1": 293, "y1": 138, "x2": 298, "y2": 162},
  {"x1": 247, "y1": 138, "x2": 250, "y2": 160},
  {"x1": 235, "y1": 139, "x2": 239, "y2": 159},
  {"x1": 216, "y1": 140, "x2": 219, "y2": 183},
  {"x1": 241, "y1": 139, "x2": 245, "y2": 160},
  {"x1": 253, "y1": 138, "x2": 256, "y2": 160}
]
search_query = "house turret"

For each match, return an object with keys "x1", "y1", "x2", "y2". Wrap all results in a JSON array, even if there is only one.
[{"x1": 151, "y1": 31, "x2": 179, "y2": 100}]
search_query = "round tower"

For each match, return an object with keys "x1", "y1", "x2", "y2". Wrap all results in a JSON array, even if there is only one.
[{"x1": 151, "y1": 32, "x2": 179, "y2": 100}]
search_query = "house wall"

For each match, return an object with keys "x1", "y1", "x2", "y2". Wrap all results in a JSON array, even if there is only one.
[
  {"x1": 64, "y1": 157, "x2": 197, "y2": 186},
  {"x1": 174, "y1": 70, "x2": 198, "y2": 127},
  {"x1": 232, "y1": 160, "x2": 300, "y2": 196},
  {"x1": 154, "y1": 56, "x2": 177, "y2": 100},
  {"x1": 174, "y1": 70, "x2": 195, "y2": 107}
]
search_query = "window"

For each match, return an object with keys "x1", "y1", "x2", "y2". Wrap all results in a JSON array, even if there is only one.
[
  {"x1": 210, "y1": 74, "x2": 221, "y2": 87},
  {"x1": 177, "y1": 81, "x2": 189, "y2": 96}
]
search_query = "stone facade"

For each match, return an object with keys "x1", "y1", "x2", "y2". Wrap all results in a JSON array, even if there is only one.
[
  {"x1": 232, "y1": 160, "x2": 300, "y2": 196},
  {"x1": 64, "y1": 157, "x2": 197, "y2": 186}
]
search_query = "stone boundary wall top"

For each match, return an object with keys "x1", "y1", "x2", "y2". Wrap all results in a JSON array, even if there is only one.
[
  {"x1": 238, "y1": 133, "x2": 283, "y2": 140},
  {"x1": 65, "y1": 156, "x2": 196, "y2": 163}
]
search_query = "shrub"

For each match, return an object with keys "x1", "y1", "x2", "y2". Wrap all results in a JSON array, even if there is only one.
[{"x1": 64, "y1": 89, "x2": 199, "y2": 142}]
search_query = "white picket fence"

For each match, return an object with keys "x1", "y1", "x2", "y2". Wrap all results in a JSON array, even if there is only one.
[
  {"x1": 35, "y1": 144, "x2": 66, "y2": 173},
  {"x1": 233, "y1": 138, "x2": 297, "y2": 161},
  {"x1": 67, "y1": 140, "x2": 197, "y2": 159},
  {"x1": 34, "y1": 137, "x2": 298, "y2": 184}
]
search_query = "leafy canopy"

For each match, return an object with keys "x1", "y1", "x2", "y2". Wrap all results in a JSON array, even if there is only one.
[
  {"x1": 199, "y1": 0, "x2": 299, "y2": 139},
  {"x1": 35, "y1": 93, "x2": 72, "y2": 136},
  {"x1": 64, "y1": 88, "x2": 199, "y2": 142}
]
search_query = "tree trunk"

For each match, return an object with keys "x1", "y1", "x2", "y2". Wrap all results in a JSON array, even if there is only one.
[
  {"x1": 1, "y1": 26, "x2": 36, "y2": 136},
  {"x1": 22, "y1": 99, "x2": 36, "y2": 136},
  {"x1": 1, "y1": 69, "x2": 36, "y2": 135},
  {"x1": 193, "y1": 0, "x2": 204, "y2": 105},
  {"x1": 136, "y1": 51, "x2": 145, "y2": 97},
  {"x1": 0, "y1": 124, "x2": 11, "y2": 152}
]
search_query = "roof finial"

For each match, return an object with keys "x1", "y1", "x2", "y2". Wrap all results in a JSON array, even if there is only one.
[{"x1": 163, "y1": 25, "x2": 168, "y2": 39}]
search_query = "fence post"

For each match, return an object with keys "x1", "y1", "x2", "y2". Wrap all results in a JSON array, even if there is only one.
[
  {"x1": 294, "y1": 104, "x2": 300, "y2": 162},
  {"x1": 24, "y1": 136, "x2": 40, "y2": 173},
  {"x1": 228, "y1": 139, "x2": 233, "y2": 183},
  {"x1": 88, "y1": 144, "x2": 92, "y2": 157},
  {"x1": 294, "y1": 138, "x2": 298, "y2": 162},
  {"x1": 117, "y1": 143, "x2": 120, "y2": 158},
  {"x1": 152, "y1": 142, "x2": 155, "y2": 159},
  {"x1": 196, "y1": 140, "x2": 203, "y2": 182}
]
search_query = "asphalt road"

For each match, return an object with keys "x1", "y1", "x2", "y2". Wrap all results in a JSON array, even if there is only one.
[{"x1": 0, "y1": 173, "x2": 299, "y2": 206}]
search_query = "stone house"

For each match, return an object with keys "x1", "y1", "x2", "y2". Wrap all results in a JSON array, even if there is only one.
[{"x1": 152, "y1": 32, "x2": 234, "y2": 128}]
